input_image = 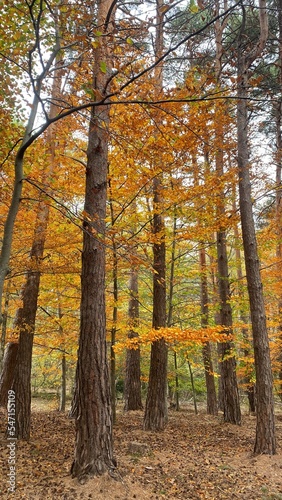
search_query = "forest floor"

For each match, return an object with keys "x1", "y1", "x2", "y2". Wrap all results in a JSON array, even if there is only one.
[{"x1": 0, "y1": 401, "x2": 282, "y2": 500}]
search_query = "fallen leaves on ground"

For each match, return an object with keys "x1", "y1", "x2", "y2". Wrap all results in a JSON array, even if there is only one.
[{"x1": 0, "y1": 403, "x2": 282, "y2": 499}]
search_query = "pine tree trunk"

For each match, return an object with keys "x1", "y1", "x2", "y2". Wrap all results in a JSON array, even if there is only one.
[
  {"x1": 59, "y1": 355, "x2": 66, "y2": 412},
  {"x1": 217, "y1": 230, "x2": 241, "y2": 425},
  {"x1": 110, "y1": 240, "x2": 118, "y2": 424},
  {"x1": 124, "y1": 267, "x2": 142, "y2": 411},
  {"x1": 143, "y1": 0, "x2": 168, "y2": 432},
  {"x1": 0, "y1": 343, "x2": 18, "y2": 406},
  {"x1": 144, "y1": 177, "x2": 167, "y2": 431},
  {"x1": 233, "y1": 207, "x2": 256, "y2": 414},
  {"x1": 237, "y1": 47, "x2": 276, "y2": 453},
  {"x1": 200, "y1": 247, "x2": 218, "y2": 416},
  {"x1": 70, "y1": 110, "x2": 114, "y2": 476},
  {"x1": 0, "y1": 285, "x2": 10, "y2": 371},
  {"x1": 71, "y1": 0, "x2": 115, "y2": 479},
  {"x1": 213, "y1": 0, "x2": 241, "y2": 424}
]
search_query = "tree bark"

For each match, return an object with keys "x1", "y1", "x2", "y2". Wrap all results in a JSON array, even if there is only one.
[
  {"x1": 0, "y1": 343, "x2": 18, "y2": 406},
  {"x1": 144, "y1": 177, "x2": 168, "y2": 431},
  {"x1": 143, "y1": 0, "x2": 168, "y2": 432},
  {"x1": 124, "y1": 266, "x2": 143, "y2": 411},
  {"x1": 71, "y1": 0, "x2": 116, "y2": 480},
  {"x1": 237, "y1": 1, "x2": 276, "y2": 453},
  {"x1": 217, "y1": 230, "x2": 241, "y2": 425},
  {"x1": 214, "y1": 0, "x2": 241, "y2": 425},
  {"x1": 0, "y1": 284, "x2": 11, "y2": 373},
  {"x1": 233, "y1": 205, "x2": 256, "y2": 414},
  {"x1": 199, "y1": 247, "x2": 218, "y2": 416},
  {"x1": 59, "y1": 353, "x2": 67, "y2": 412}
]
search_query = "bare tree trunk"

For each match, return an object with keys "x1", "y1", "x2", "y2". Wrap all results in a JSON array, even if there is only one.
[
  {"x1": 144, "y1": 0, "x2": 168, "y2": 431},
  {"x1": 124, "y1": 266, "x2": 143, "y2": 411},
  {"x1": 58, "y1": 300, "x2": 66, "y2": 413},
  {"x1": 233, "y1": 204, "x2": 256, "y2": 414},
  {"x1": 0, "y1": 284, "x2": 11, "y2": 372},
  {"x1": 144, "y1": 178, "x2": 168, "y2": 431},
  {"x1": 0, "y1": 343, "x2": 18, "y2": 406},
  {"x1": 217, "y1": 230, "x2": 241, "y2": 424},
  {"x1": 214, "y1": 0, "x2": 241, "y2": 425},
  {"x1": 167, "y1": 210, "x2": 180, "y2": 411},
  {"x1": 110, "y1": 240, "x2": 118, "y2": 424},
  {"x1": 199, "y1": 247, "x2": 218, "y2": 415},
  {"x1": 59, "y1": 353, "x2": 67, "y2": 413},
  {"x1": 71, "y1": 0, "x2": 116, "y2": 480},
  {"x1": 237, "y1": 1, "x2": 275, "y2": 454}
]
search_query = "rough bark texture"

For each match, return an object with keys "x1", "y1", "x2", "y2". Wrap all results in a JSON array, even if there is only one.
[
  {"x1": 0, "y1": 286, "x2": 10, "y2": 372},
  {"x1": 237, "y1": 4, "x2": 276, "y2": 450},
  {"x1": 233, "y1": 209, "x2": 256, "y2": 414},
  {"x1": 59, "y1": 354, "x2": 66, "y2": 412},
  {"x1": 71, "y1": 0, "x2": 115, "y2": 479},
  {"x1": 217, "y1": 230, "x2": 241, "y2": 425},
  {"x1": 167, "y1": 211, "x2": 180, "y2": 411},
  {"x1": 110, "y1": 238, "x2": 118, "y2": 423},
  {"x1": 199, "y1": 248, "x2": 218, "y2": 416},
  {"x1": 237, "y1": 83, "x2": 276, "y2": 452},
  {"x1": 143, "y1": 0, "x2": 168, "y2": 432},
  {"x1": 144, "y1": 177, "x2": 168, "y2": 431},
  {"x1": 0, "y1": 342, "x2": 18, "y2": 406},
  {"x1": 12, "y1": 267, "x2": 42, "y2": 439},
  {"x1": 124, "y1": 267, "x2": 143, "y2": 411}
]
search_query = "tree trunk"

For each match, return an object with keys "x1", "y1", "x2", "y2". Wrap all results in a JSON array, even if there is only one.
[
  {"x1": 59, "y1": 353, "x2": 67, "y2": 412},
  {"x1": 124, "y1": 266, "x2": 143, "y2": 411},
  {"x1": 187, "y1": 359, "x2": 198, "y2": 415},
  {"x1": 237, "y1": 2, "x2": 276, "y2": 452},
  {"x1": 110, "y1": 237, "x2": 118, "y2": 424},
  {"x1": 167, "y1": 209, "x2": 180, "y2": 411},
  {"x1": 217, "y1": 230, "x2": 241, "y2": 425},
  {"x1": 233, "y1": 205, "x2": 256, "y2": 414},
  {"x1": 214, "y1": 4, "x2": 241, "y2": 424},
  {"x1": 143, "y1": 0, "x2": 168, "y2": 432},
  {"x1": 0, "y1": 343, "x2": 18, "y2": 406},
  {"x1": 71, "y1": 0, "x2": 116, "y2": 480},
  {"x1": 199, "y1": 247, "x2": 218, "y2": 415},
  {"x1": 144, "y1": 177, "x2": 168, "y2": 431},
  {"x1": 0, "y1": 284, "x2": 11, "y2": 373}
]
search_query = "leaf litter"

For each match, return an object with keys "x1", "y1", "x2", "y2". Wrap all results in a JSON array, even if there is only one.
[{"x1": 0, "y1": 403, "x2": 281, "y2": 499}]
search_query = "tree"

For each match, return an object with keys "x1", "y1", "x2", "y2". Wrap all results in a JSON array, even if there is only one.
[
  {"x1": 199, "y1": 247, "x2": 218, "y2": 415},
  {"x1": 236, "y1": 0, "x2": 276, "y2": 454},
  {"x1": 70, "y1": 0, "x2": 116, "y2": 479},
  {"x1": 124, "y1": 265, "x2": 143, "y2": 411},
  {"x1": 144, "y1": 0, "x2": 168, "y2": 431}
]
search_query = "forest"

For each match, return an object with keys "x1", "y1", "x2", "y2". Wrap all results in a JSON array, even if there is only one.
[{"x1": 0, "y1": 0, "x2": 282, "y2": 497}]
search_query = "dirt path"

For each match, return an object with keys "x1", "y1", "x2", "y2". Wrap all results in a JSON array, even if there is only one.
[{"x1": 0, "y1": 405, "x2": 281, "y2": 499}]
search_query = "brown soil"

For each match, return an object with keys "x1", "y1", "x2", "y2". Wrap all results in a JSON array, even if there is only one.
[{"x1": 0, "y1": 403, "x2": 282, "y2": 499}]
